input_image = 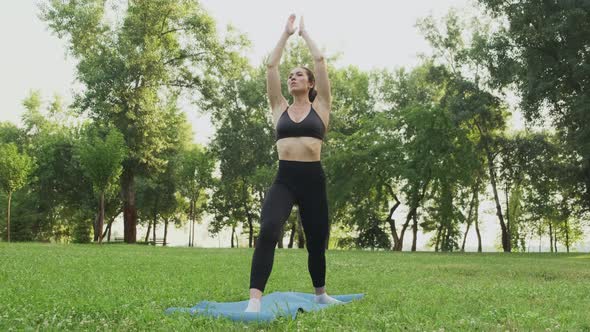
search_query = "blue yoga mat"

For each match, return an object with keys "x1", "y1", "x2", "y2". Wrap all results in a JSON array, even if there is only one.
[{"x1": 165, "y1": 291, "x2": 364, "y2": 322}]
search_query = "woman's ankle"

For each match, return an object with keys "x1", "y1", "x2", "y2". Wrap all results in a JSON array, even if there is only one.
[
  {"x1": 314, "y1": 286, "x2": 326, "y2": 295},
  {"x1": 249, "y1": 288, "x2": 263, "y2": 300}
]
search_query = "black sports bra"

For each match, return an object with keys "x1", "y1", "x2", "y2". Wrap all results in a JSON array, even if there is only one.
[{"x1": 275, "y1": 105, "x2": 326, "y2": 141}]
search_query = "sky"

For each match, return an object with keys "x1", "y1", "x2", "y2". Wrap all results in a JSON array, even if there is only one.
[{"x1": 0, "y1": 0, "x2": 586, "y2": 251}]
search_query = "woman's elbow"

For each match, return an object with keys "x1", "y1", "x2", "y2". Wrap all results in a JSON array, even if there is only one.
[{"x1": 265, "y1": 58, "x2": 279, "y2": 70}]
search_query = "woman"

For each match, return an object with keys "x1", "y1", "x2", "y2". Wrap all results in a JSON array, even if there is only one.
[{"x1": 246, "y1": 14, "x2": 340, "y2": 313}]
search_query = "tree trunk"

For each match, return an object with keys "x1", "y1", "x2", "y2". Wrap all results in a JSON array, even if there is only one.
[
  {"x1": 247, "y1": 212, "x2": 254, "y2": 248},
  {"x1": 277, "y1": 222, "x2": 285, "y2": 248},
  {"x1": 397, "y1": 208, "x2": 413, "y2": 251},
  {"x1": 444, "y1": 220, "x2": 452, "y2": 252},
  {"x1": 475, "y1": 218, "x2": 482, "y2": 252},
  {"x1": 553, "y1": 228, "x2": 558, "y2": 253},
  {"x1": 564, "y1": 219, "x2": 570, "y2": 253},
  {"x1": 505, "y1": 183, "x2": 510, "y2": 249},
  {"x1": 163, "y1": 219, "x2": 169, "y2": 247},
  {"x1": 191, "y1": 200, "x2": 196, "y2": 247},
  {"x1": 188, "y1": 200, "x2": 194, "y2": 247},
  {"x1": 473, "y1": 188, "x2": 482, "y2": 252},
  {"x1": 549, "y1": 222, "x2": 553, "y2": 252},
  {"x1": 98, "y1": 192, "x2": 105, "y2": 244},
  {"x1": 152, "y1": 196, "x2": 158, "y2": 246},
  {"x1": 434, "y1": 223, "x2": 443, "y2": 252},
  {"x1": 442, "y1": 226, "x2": 449, "y2": 252},
  {"x1": 121, "y1": 169, "x2": 137, "y2": 243},
  {"x1": 484, "y1": 141, "x2": 509, "y2": 252},
  {"x1": 297, "y1": 210, "x2": 305, "y2": 248},
  {"x1": 395, "y1": 180, "x2": 429, "y2": 251},
  {"x1": 101, "y1": 210, "x2": 121, "y2": 242},
  {"x1": 461, "y1": 185, "x2": 478, "y2": 252},
  {"x1": 144, "y1": 221, "x2": 152, "y2": 243},
  {"x1": 395, "y1": 208, "x2": 415, "y2": 251},
  {"x1": 385, "y1": 187, "x2": 401, "y2": 251},
  {"x1": 288, "y1": 221, "x2": 295, "y2": 248},
  {"x1": 411, "y1": 212, "x2": 418, "y2": 252},
  {"x1": 231, "y1": 226, "x2": 235, "y2": 248},
  {"x1": 249, "y1": 224, "x2": 254, "y2": 248},
  {"x1": 152, "y1": 215, "x2": 157, "y2": 246},
  {"x1": 102, "y1": 222, "x2": 111, "y2": 241},
  {"x1": 191, "y1": 217, "x2": 196, "y2": 247},
  {"x1": 538, "y1": 222, "x2": 542, "y2": 252},
  {"x1": 7, "y1": 192, "x2": 11, "y2": 243},
  {"x1": 461, "y1": 223, "x2": 471, "y2": 252},
  {"x1": 93, "y1": 213, "x2": 99, "y2": 242},
  {"x1": 388, "y1": 218, "x2": 400, "y2": 251}
]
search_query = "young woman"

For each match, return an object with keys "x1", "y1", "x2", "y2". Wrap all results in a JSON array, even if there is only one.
[{"x1": 246, "y1": 14, "x2": 339, "y2": 312}]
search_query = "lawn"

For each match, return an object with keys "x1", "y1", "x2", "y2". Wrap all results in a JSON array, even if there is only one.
[{"x1": 1, "y1": 243, "x2": 589, "y2": 331}]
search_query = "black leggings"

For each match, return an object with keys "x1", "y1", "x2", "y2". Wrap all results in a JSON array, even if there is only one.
[{"x1": 249, "y1": 160, "x2": 330, "y2": 292}]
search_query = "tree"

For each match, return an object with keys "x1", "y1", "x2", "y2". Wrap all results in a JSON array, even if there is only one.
[
  {"x1": 0, "y1": 144, "x2": 33, "y2": 242},
  {"x1": 519, "y1": 132, "x2": 588, "y2": 252},
  {"x1": 206, "y1": 52, "x2": 275, "y2": 248},
  {"x1": 77, "y1": 125, "x2": 126, "y2": 243},
  {"x1": 177, "y1": 144, "x2": 214, "y2": 247},
  {"x1": 18, "y1": 92, "x2": 97, "y2": 242},
  {"x1": 0, "y1": 122, "x2": 25, "y2": 148},
  {"x1": 479, "y1": 0, "x2": 590, "y2": 215},
  {"x1": 41, "y1": 0, "x2": 247, "y2": 243},
  {"x1": 418, "y1": 11, "x2": 511, "y2": 251}
]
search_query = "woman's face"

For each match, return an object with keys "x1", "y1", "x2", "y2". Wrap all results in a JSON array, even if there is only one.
[{"x1": 287, "y1": 67, "x2": 313, "y2": 95}]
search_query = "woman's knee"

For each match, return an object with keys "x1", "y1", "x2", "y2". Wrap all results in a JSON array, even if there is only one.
[
  {"x1": 306, "y1": 236, "x2": 328, "y2": 254},
  {"x1": 257, "y1": 224, "x2": 282, "y2": 247}
]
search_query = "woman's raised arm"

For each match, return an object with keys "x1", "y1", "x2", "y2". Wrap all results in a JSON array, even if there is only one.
[
  {"x1": 299, "y1": 16, "x2": 331, "y2": 109},
  {"x1": 266, "y1": 14, "x2": 296, "y2": 111}
]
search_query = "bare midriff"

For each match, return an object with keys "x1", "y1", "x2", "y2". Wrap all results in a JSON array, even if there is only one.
[{"x1": 276, "y1": 137, "x2": 323, "y2": 161}]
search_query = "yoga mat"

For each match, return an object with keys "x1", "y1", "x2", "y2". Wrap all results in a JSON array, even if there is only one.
[{"x1": 165, "y1": 291, "x2": 364, "y2": 322}]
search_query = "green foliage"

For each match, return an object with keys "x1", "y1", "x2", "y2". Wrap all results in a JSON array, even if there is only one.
[
  {"x1": 71, "y1": 219, "x2": 92, "y2": 244},
  {"x1": 177, "y1": 145, "x2": 214, "y2": 201},
  {"x1": 508, "y1": 183, "x2": 525, "y2": 252},
  {"x1": 206, "y1": 57, "x2": 274, "y2": 242},
  {"x1": 1, "y1": 91, "x2": 116, "y2": 242},
  {"x1": 0, "y1": 143, "x2": 33, "y2": 241},
  {"x1": 479, "y1": 0, "x2": 590, "y2": 212},
  {"x1": 27, "y1": 128, "x2": 97, "y2": 241},
  {"x1": 176, "y1": 144, "x2": 214, "y2": 231},
  {"x1": 0, "y1": 144, "x2": 33, "y2": 195},
  {"x1": 41, "y1": 0, "x2": 250, "y2": 240},
  {"x1": 355, "y1": 217, "x2": 392, "y2": 250},
  {"x1": 0, "y1": 122, "x2": 25, "y2": 147},
  {"x1": 41, "y1": 0, "x2": 247, "y2": 172},
  {"x1": 77, "y1": 125, "x2": 126, "y2": 194}
]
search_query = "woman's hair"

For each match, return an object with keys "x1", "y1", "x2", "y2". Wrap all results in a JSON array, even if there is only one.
[{"x1": 300, "y1": 66, "x2": 317, "y2": 102}]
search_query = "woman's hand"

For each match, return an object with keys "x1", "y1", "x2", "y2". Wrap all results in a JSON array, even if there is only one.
[
  {"x1": 285, "y1": 14, "x2": 297, "y2": 36},
  {"x1": 298, "y1": 15, "x2": 306, "y2": 37}
]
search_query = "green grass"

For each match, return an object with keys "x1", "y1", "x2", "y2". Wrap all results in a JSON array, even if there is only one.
[{"x1": 1, "y1": 243, "x2": 589, "y2": 331}]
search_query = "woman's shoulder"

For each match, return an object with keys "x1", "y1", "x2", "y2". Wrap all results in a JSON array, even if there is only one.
[
  {"x1": 271, "y1": 101, "x2": 290, "y2": 125},
  {"x1": 312, "y1": 99, "x2": 330, "y2": 114},
  {"x1": 311, "y1": 100, "x2": 330, "y2": 129}
]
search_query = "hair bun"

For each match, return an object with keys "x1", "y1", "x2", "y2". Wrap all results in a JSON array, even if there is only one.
[{"x1": 309, "y1": 88, "x2": 318, "y2": 102}]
